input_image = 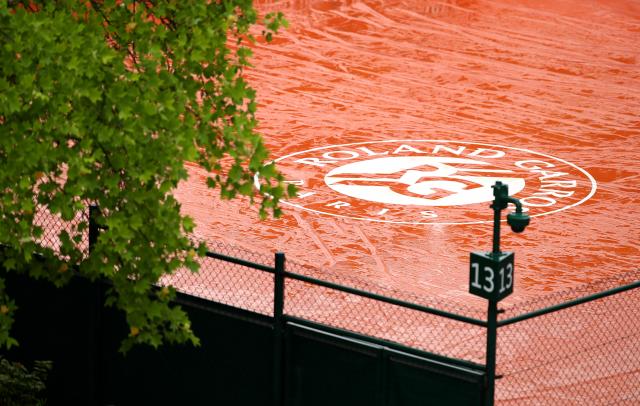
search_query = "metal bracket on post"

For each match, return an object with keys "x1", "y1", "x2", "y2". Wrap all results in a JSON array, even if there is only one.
[
  {"x1": 469, "y1": 181, "x2": 530, "y2": 406},
  {"x1": 273, "y1": 252, "x2": 286, "y2": 406}
]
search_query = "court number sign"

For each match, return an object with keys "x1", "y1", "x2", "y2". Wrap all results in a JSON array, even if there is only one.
[{"x1": 469, "y1": 252, "x2": 515, "y2": 301}]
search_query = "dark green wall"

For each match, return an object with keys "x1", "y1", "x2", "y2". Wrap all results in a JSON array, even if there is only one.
[{"x1": 2, "y1": 271, "x2": 485, "y2": 406}]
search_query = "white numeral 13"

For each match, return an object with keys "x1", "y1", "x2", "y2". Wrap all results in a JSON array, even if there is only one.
[{"x1": 471, "y1": 263, "x2": 495, "y2": 293}]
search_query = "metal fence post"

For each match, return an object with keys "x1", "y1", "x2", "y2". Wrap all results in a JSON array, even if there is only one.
[
  {"x1": 88, "y1": 204, "x2": 103, "y2": 404},
  {"x1": 471, "y1": 182, "x2": 529, "y2": 406},
  {"x1": 273, "y1": 252, "x2": 286, "y2": 406},
  {"x1": 485, "y1": 300, "x2": 498, "y2": 406},
  {"x1": 88, "y1": 204, "x2": 100, "y2": 253}
]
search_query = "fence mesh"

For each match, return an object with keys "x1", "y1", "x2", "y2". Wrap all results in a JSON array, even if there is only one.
[
  {"x1": 286, "y1": 259, "x2": 487, "y2": 364},
  {"x1": 162, "y1": 242, "x2": 276, "y2": 317},
  {"x1": 286, "y1": 258, "x2": 487, "y2": 320},
  {"x1": 496, "y1": 269, "x2": 640, "y2": 405},
  {"x1": 34, "y1": 206, "x2": 88, "y2": 256},
  {"x1": 501, "y1": 268, "x2": 640, "y2": 319},
  {"x1": 284, "y1": 276, "x2": 487, "y2": 364}
]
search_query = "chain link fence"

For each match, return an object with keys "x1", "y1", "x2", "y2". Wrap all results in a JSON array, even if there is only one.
[
  {"x1": 33, "y1": 206, "x2": 88, "y2": 256},
  {"x1": 28, "y1": 205, "x2": 640, "y2": 403},
  {"x1": 162, "y1": 242, "x2": 276, "y2": 317},
  {"x1": 496, "y1": 268, "x2": 640, "y2": 405},
  {"x1": 285, "y1": 259, "x2": 487, "y2": 365}
]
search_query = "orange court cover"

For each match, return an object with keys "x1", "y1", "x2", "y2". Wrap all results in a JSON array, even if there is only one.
[{"x1": 175, "y1": 0, "x2": 640, "y2": 307}]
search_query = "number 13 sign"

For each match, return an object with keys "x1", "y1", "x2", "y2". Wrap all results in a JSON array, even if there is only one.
[{"x1": 469, "y1": 251, "x2": 514, "y2": 302}]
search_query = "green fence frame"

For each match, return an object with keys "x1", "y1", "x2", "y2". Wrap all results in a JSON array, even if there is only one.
[
  {"x1": 202, "y1": 245, "x2": 640, "y2": 405},
  {"x1": 203, "y1": 248, "x2": 489, "y2": 404}
]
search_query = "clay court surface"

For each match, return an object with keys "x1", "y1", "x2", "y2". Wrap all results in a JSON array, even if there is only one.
[{"x1": 173, "y1": 0, "x2": 640, "y2": 309}]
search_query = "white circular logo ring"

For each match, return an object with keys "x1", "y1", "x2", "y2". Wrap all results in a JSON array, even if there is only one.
[{"x1": 272, "y1": 140, "x2": 597, "y2": 225}]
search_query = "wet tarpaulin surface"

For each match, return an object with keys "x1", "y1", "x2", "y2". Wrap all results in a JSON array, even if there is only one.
[
  {"x1": 175, "y1": 0, "x2": 640, "y2": 306},
  {"x1": 170, "y1": 2, "x2": 640, "y2": 403}
]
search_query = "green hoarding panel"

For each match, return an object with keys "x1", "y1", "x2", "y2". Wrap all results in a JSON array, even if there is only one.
[
  {"x1": 285, "y1": 323, "x2": 485, "y2": 406},
  {"x1": 102, "y1": 295, "x2": 274, "y2": 406},
  {"x1": 387, "y1": 350, "x2": 485, "y2": 406},
  {"x1": 287, "y1": 323, "x2": 382, "y2": 406}
]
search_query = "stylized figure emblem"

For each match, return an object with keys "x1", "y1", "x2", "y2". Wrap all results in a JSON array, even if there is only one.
[{"x1": 325, "y1": 157, "x2": 525, "y2": 206}]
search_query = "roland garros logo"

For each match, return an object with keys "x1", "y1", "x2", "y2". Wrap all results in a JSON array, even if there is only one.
[{"x1": 274, "y1": 140, "x2": 597, "y2": 225}]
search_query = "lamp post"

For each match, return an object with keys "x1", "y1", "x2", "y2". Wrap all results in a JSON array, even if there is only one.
[{"x1": 469, "y1": 181, "x2": 530, "y2": 406}]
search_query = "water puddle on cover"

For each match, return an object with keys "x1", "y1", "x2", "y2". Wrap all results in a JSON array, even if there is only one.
[{"x1": 175, "y1": 0, "x2": 640, "y2": 308}]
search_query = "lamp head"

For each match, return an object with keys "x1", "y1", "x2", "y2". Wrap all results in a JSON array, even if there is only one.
[{"x1": 507, "y1": 211, "x2": 530, "y2": 233}]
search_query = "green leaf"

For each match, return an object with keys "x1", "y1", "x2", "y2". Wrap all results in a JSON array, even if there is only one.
[{"x1": 260, "y1": 163, "x2": 277, "y2": 179}]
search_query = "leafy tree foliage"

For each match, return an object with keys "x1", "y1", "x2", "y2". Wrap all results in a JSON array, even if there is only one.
[
  {"x1": 0, "y1": 356, "x2": 52, "y2": 406},
  {"x1": 0, "y1": 0, "x2": 290, "y2": 351}
]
